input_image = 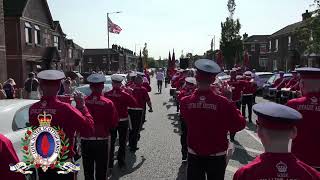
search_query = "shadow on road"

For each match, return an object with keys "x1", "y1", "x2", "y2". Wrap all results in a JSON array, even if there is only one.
[
  {"x1": 246, "y1": 122, "x2": 257, "y2": 132},
  {"x1": 231, "y1": 141, "x2": 255, "y2": 164},
  {"x1": 109, "y1": 152, "x2": 146, "y2": 180},
  {"x1": 167, "y1": 113, "x2": 181, "y2": 134},
  {"x1": 176, "y1": 162, "x2": 187, "y2": 180}
]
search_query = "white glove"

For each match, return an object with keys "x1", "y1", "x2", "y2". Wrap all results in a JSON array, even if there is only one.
[{"x1": 73, "y1": 90, "x2": 85, "y2": 108}]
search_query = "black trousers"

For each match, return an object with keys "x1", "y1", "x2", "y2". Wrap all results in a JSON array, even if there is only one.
[
  {"x1": 176, "y1": 100, "x2": 180, "y2": 112},
  {"x1": 128, "y1": 109, "x2": 143, "y2": 150},
  {"x1": 37, "y1": 169, "x2": 76, "y2": 180},
  {"x1": 241, "y1": 95, "x2": 253, "y2": 122},
  {"x1": 81, "y1": 139, "x2": 109, "y2": 180},
  {"x1": 187, "y1": 153, "x2": 226, "y2": 180},
  {"x1": 157, "y1": 80, "x2": 163, "y2": 93},
  {"x1": 110, "y1": 120, "x2": 129, "y2": 168},
  {"x1": 230, "y1": 101, "x2": 241, "y2": 141},
  {"x1": 180, "y1": 116, "x2": 188, "y2": 159}
]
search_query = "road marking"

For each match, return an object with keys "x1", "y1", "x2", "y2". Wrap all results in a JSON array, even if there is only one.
[
  {"x1": 226, "y1": 165, "x2": 238, "y2": 173},
  {"x1": 233, "y1": 144, "x2": 263, "y2": 154},
  {"x1": 244, "y1": 129, "x2": 262, "y2": 145}
]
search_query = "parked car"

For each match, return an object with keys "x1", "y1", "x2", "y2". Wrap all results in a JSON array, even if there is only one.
[
  {"x1": 0, "y1": 99, "x2": 39, "y2": 160},
  {"x1": 254, "y1": 72, "x2": 274, "y2": 93},
  {"x1": 262, "y1": 73, "x2": 293, "y2": 98},
  {"x1": 75, "y1": 75, "x2": 126, "y2": 96}
]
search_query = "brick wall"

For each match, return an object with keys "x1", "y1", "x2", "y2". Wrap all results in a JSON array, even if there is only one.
[{"x1": 0, "y1": 0, "x2": 7, "y2": 82}]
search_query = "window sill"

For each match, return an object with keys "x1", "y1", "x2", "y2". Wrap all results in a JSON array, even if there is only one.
[
  {"x1": 25, "y1": 42, "x2": 33, "y2": 46},
  {"x1": 35, "y1": 44, "x2": 42, "y2": 48}
]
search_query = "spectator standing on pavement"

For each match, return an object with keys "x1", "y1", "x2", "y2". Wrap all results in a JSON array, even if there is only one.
[
  {"x1": 0, "y1": 83, "x2": 7, "y2": 99},
  {"x1": 24, "y1": 72, "x2": 39, "y2": 99},
  {"x1": 286, "y1": 67, "x2": 320, "y2": 172},
  {"x1": 0, "y1": 133, "x2": 25, "y2": 180},
  {"x1": 156, "y1": 69, "x2": 165, "y2": 93},
  {"x1": 29, "y1": 70, "x2": 95, "y2": 180},
  {"x1": 82, "y1": 73, "x2": 119, "y2": 179},
  {"x1": 3, "y1": 78, "x2": 16, "y2": 99},
  {"x1": 180, "y1": 59, "x2": 246, "y2": 180},
  {"x1": 233, "y1": 103, "x2": 320, "y2": 180}
]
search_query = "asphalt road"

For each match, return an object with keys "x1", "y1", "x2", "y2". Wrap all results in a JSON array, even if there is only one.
[{"x1": 78, "y1": 78, "x2": 270, "y2": 180}]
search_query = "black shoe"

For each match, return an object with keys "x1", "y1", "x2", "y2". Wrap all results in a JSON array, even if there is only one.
[
  {"x1": 182, "y1": 154, "x2": 187, "y2": 161},
  {"x1": 129, "y1": 147, "x2": 139, "y2": 152},
  {"x1": 118, "y1": 160, "x2": 126, "y2": 169}
]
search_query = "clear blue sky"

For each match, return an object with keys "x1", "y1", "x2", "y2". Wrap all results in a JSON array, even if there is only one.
[{"x1": 47, "y1": 0, "x2": 314, "y2": 59}]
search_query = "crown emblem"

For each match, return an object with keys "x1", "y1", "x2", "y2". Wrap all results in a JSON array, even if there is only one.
[
  {"x1": 311, "y1": 96, "x2": 318, "y2": 105},
  {"x1": 276, "y1": 161, "x2": 287, "y2": 173},
  {"x1": 37, "y1": 111, "x2": 52, "y2": 127}
]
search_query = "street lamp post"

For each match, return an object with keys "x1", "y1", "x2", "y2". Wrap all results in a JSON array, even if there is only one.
[{"x1": 107, "y1": 11, "x2": 122, "y2": 49}]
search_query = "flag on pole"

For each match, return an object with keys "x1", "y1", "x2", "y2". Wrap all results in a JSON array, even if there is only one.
[{"x1": 108, "y1": 17, "x2": 122, "y2": 34}]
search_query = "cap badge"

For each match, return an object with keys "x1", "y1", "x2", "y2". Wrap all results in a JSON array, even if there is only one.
[
  {"x1": 41, "y1": 101, "x2": 47, "y2": 108},
  {"x1": 199, "y1": 96, "x2": 206, "y2": 101},
  {"x1": 276, "y1": 161, "x2": 287, "y2": 173},
  {"x1": 310, "y1": 96, "x2": 318, "y2": 105}
]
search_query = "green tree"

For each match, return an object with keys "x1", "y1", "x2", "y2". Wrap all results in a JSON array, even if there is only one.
[
  {"x1": 220, "y1": 0, "x2": 243, "y2": 69},
  {"x1": 296, "y1": 1, "x2": 320, "y2": 56}
]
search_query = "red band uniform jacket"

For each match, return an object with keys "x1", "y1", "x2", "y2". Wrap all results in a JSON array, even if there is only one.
[
  {"x1": 84, "y1": 93, "x2": 119, "y2": 137},
  {"x1": 29, "y1": 96, "x2": 94, "y2": 157},
  {"x1": 180, "y1": 89, "x2": 246, "y2": 156},
  {"x1": 233, "y1": 153, "x2": 320, "y2": 180},
  {"x1": 286, "y1": 93, "x2": 320, "y2": 168},
  {"x1": 104, "y1": 88, "x2": 138, "y2": 119}
]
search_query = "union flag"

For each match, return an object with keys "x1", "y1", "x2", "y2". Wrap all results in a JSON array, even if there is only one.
[{"x1": 108, "y1": 17, "x2": 122, "y2": 34}]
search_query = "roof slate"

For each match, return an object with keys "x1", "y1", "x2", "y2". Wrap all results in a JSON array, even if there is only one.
[{"x1": 4, "y1": 0, "x2": 28, "y2": 16}]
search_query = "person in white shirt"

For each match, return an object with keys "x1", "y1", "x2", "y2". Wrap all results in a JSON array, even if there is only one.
[{"x1": 156, "y1": 69, "x2": 165, "y2": 93}]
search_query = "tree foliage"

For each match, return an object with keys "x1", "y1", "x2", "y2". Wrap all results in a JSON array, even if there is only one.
[
  {"x1": 227, "y1": 0, "x2": 236, "y2": 18},
  {"x1": 220, "y1": 17, "x2": 243, "y2": 69},
  {"x1": 296, "y1": 1, "x2": 320, "y2": 55}
]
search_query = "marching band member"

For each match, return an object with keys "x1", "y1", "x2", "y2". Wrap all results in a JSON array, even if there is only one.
[
  {"x1": 0, "y1": 133, "x2": 25, "y2": 180},
  {"x1": 105, "y1": 74, "x2": 138, "y2": 169},
  {"x1": 286, "y1": 67, "x2": 320, "y2": 172},
  {"x1": 82, "y1": 73, "x2": 119, "y2": 180},
  {"x1": 177, "y1": 77, "x2": 197, "y2": 162},
  {"x1": 242, "y1": 71, "x2": 256, "y2": 124},
  {"x1": 180, "y1": 59, "x2": 245, "y2": 180},
  {"x1": 234, "y1": 102, "x2": 320, "y2": 180},
  {"x1": 29, "y1": 70, "x2": 94, "y2": 180}
]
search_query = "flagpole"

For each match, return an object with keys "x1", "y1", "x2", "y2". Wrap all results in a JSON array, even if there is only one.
[
  {"x1": 107, "y1": 11, "x2": 122, "y2": 49},
  {"x1": 107, "y1": 13, "x2": 110, "y2": 49}
]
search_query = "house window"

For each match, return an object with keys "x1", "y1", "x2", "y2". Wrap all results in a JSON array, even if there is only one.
[
  {"x1": 259, "y1": 57, "x2": 268, "y2": 67},
  {"x1": 24, "y1": 22, "x2": 32, "y2": 43},
  {"x1": 251, "y1": 44, "x2": 255, "y2": 52},
  {"x1": 269, "y1": 41, "x2": 272, "y2": 52},
  {"x1": 68, "y1": 49, "x2": 72, "y2": 58},
  {"x1": 288, "y1": 36, "x2": 291, "y2": 49},
  {"x1": 88, "y1": 57, "x2": 93, "y2": 63},
  {"x1": 34, "y1": 25, "x2": 41, "y2": 45},
  {"x1": 260, "y1": 44, "x2": 267, "y2": 54},
  {"x1": 273, "y1": 59, "x2": 277, "y2": 70},
  {"x1": 53, "y1": 36, "x2": 60, "y2": 50},
  {"x1": 102, "y1": 56, "x2": 107, "y2": 63},
  {"x1": 310, "y1": 30, "x2": 314, "y2": 41},
  {"x1": 275, "y1": 39, "x2": 279, "y2": 52}
]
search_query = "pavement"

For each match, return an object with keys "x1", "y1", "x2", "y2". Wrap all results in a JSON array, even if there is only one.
[{"x1": 78, "y1": 78, "x2": 270, "y2": 180}]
